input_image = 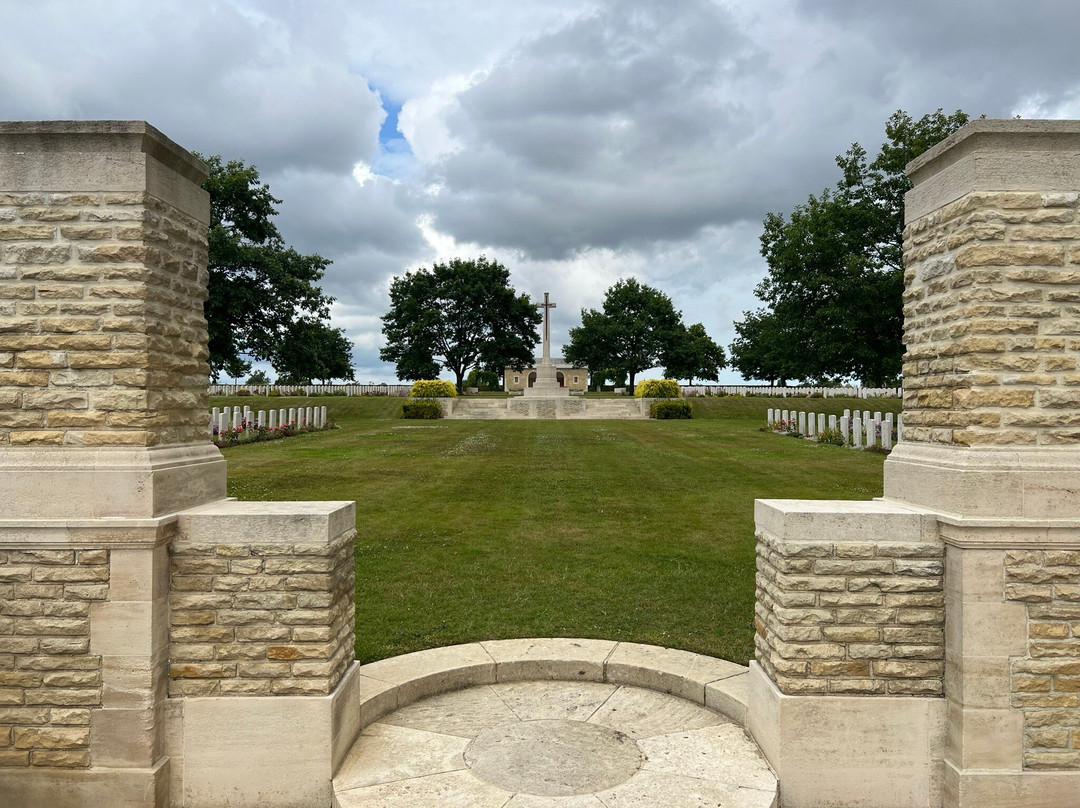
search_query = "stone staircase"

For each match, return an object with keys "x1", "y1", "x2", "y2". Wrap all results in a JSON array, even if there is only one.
[{"x1": 443, "y1": 397, "x2": 650, "y2": 420}]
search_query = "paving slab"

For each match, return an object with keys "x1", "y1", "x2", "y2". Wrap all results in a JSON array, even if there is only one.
[
  {"x1": 466, "y1": 719, "x2": 642, "y2": 796},
  {"x1": 380, "y1": 685, "x2": 519, "y2": 738},
  {"x1": 491, "y1": 680, "x2": 618, "y2": 722},
  {"x1": 334, "y1": 769, "x2": 511, "y2": 808},
  {"x1": 587, "y1": 685, "x2": 726, "y2": 740},
  {"x1": 595, "y1": 770, "x2": 776, "y2": 808},
  {"x1": 333, "y1": 680, "x2": 777, "y2": 807},
  {"x1": 334, "y1": 723, "x2": 468, "y2": 791},
  {"x1": 639, "y1": 723, "x2": 776, "y2": 790}
]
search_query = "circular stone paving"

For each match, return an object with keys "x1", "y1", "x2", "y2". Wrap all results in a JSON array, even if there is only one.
[
  {"x1": 466, "y1": 719, "x2": 643, "y2": 796},
  {"x1": 333, "y1": 680, "x2": 778, "y2": 807}
]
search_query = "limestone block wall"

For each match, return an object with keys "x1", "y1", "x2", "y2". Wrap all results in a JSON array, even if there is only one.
[
  {"x1": 168, "y1": 519, "x2": 355, "y2": 697},
  {"x1": 755, "y1": 531, "x2": 944, "y2": 696},
  {"x1": 901, "y1": 190, "x2": 1080, "y2": 446},
  {"x1": 0, "y1": 548, "x2": 109, "y2": 768},
  {"x1": 0, "y1": 189, "x2": 210, "y2": 447},
  {"x1": 1005, "y1": 549, "x2": 1080, "y2": 770}
]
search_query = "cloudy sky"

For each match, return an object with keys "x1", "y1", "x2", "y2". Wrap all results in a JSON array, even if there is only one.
[{"x1": 3, "y1": 0, "x2": 1079, "y2": 383}]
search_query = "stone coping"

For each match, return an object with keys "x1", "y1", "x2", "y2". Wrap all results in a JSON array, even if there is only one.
[
  {"x1": 339, "y1": 638, "x2": 751, "y2": 776},
  {"x1": 0, "y1": 119, "x2": 210, "y2": 184},
  {"x1": 905, "y1": 118, "x2": 1080, "y2": 178}
]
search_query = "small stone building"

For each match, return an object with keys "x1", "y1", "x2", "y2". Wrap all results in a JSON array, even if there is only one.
[{"x1": 504, "y1": 357, "x2": 588, "y2": 392}]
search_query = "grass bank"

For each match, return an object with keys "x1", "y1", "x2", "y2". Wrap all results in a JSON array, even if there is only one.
[{"x1": 210, "y1": 394, "x2": 902, "y2": 665}]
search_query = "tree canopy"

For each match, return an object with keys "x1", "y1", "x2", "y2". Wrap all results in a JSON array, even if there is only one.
[
  {"x1": 663, "y1": 322, "x2": 727, "y2": 385},
  {"x1": 379, "y1": 256, "x2": 541, "y2": 392},
  {"x1": 563, "y1": 278, "x2": 688, "y2": 389},
  {"x1": 200, "y1": 155, "x2": 346, "y2": 381},
  {"x1": 731, "y1": 109, "x2": 970, "y2": 386},
  {"x1": 273, "y1": 319, "x2": 356, "y2": 385}
]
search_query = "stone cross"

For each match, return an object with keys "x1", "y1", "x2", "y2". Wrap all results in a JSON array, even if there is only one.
[{"x1": 537, "y1": 292, "x2": 556, "y2": 364}]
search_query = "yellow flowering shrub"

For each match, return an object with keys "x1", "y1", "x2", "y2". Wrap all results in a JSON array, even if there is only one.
[
  {"x1": 409, "y1": 380, "x2": 457, "y2": 398},
  {"x1": 634, "y1": 378, "x2": 681, "y2": 398}
]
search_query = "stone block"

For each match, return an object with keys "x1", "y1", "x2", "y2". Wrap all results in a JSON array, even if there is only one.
[{"x1": 478, "y1": 638, "x2": 615, "y2": 682}]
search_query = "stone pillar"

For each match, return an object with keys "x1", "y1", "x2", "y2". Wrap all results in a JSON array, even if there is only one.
[
  {"x1": 0, "y1": 123, "x2": 361, "y2": 808},
  {"x1": 885, "y1": 119, "x2": 1080, "y2": 807},
  {"x1": 748, "y1": 120, "x2": 1080, "y2": 808}
]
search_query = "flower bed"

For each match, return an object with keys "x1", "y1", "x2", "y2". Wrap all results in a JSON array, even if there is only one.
[{"x1": 211, "y1": 418, "x2": 335, "y2": 448}]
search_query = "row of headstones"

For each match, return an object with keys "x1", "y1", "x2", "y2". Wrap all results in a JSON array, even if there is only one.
[
  {"x1": 686, "y1": 386, "x2": 902, "y2": 398},
  {"x1": 766, "y1": 408, "x2": 903, "y2": 450},
  {"x1": 211, "y1": 405, "x2": 329, "y2": 433},
  {"x1": 209, "y1": 384, "x2": 412, "y2": 396}
]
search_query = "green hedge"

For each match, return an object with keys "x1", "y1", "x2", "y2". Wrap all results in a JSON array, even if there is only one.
[
  {"x1": 410, "y1": 379, "x2": 457, "y2": 398},
  {"x1": 650, "y1": 400, "x2": 692, "y2": 419},
  {"x1": 402, "y1": 400, "x2": 443, "y2": 419},
  {"x1": 635, "y1": 378, "x2": 681, "y2": 398}
]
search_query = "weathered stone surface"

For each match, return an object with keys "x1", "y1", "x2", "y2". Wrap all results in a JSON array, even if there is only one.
[
  {"x1": 168, "y1": 529, "x2": 355, "y2": 697},
  {"x1": 1005, "y1": 550, "x2": 1080, "y2": 770},
  {"x1": 755, "y1": 529, "x2": 944, "y2": 696},
  {"x1": 0, "y1": 549, "x2": 109, "y2": 768}
]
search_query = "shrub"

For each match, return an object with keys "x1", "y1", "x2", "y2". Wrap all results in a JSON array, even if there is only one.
[
  {"x1": 402, "y1": 400, "x2": 443, "y2": 419},
  {"x1": 331, "y1": 390, "x2": 347, "y2": 396},
  {"x1": 267, "y1": 390, "x2": 282, "y2": 397},
  {"x1": 236, "y1": 388, "x2": 252, "y2": 396},
  {"x1": 410, "y1": 379, "x2": 457, "y2": 398},
  {"x1": 634, "y1": 378, "x2": 681, "y2": 398},
  {"x1": 650, "y1": 400, "x2": 692, "y2": 419},
  {"x1": 816, "y1": 426, "x2": 846, "y2": 446}
]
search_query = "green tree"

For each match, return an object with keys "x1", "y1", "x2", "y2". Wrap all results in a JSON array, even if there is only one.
[
  {"x1": 728, "y1": 309, "x2": 797, "y2": 386},
  {"x1": 244, "y1": 369, "x2": 271, "y2": 385},
  {"x1": 564, "y1": 278, "x2": 684, "y2": 389},
  {"x1": 739, "y1": 109, "x2": 970, "y2": 385},
  {"x1": 200, "y1": 155, "x2": 334, "y2": 380},
  {"x1": 221, "y1": 356, "x2": 251, "y2": 383},
  {"x1": 465, "y1": 368, "x2": 499, "y2": 391},
  {"x1": 272, "y1": 319, "x2": 356, "y2": 384},
  {"x1": 663, "y1": 322, "x2": 726, "y2": 384},
  {"x1": 380, "y1": 256, "x2": 541, "y2": 393}
]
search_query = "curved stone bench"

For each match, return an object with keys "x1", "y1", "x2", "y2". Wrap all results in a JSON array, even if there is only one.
[{"x1": 331, "y1": 638, "x2": 754, "y2": 779}]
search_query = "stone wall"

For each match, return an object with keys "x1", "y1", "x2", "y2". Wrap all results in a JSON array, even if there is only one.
[
  {"x1": 1005, "y1": 549, "x2": 1080, "y2": 770},
  {"x1": 169, "y1": 526, "x2": 355, "y2": 697},
  {"x1": 755, "y1": 530, "x2": 944, "y2": 696},
  {"x1": 0, "y1": 189, "x2": 209, "y2": 448},
  {"x1": 901, "y1": 189, "x2": 1080, "y2": 446},
  {"x1": 0, "y1": 548, "x2": 110, "y2": 768}
]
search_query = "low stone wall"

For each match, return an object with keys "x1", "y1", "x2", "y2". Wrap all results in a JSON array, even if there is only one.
[
  {"x1": 168, "y1": 505, "x2": 355, "y2": 698},
  {"x1": 0, "y1": 548, "x2": 110, "y2": 768},
  {"x1": 755, "y1": 526, "x2": 944, "y2": 696},
  {"x1": 1005, "y1": 549, "x2": 1080, "y2": 770}
]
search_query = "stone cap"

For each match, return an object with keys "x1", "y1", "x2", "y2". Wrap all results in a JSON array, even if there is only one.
[
  {"x1": 755, "y1": 498, "x2": 939, "y2": 543},
  {"x1": 0, "y1": 120, "x2": 209, "y2": 185},
  {"x1": 904, "y1": 118, "x2": 1080, "y2": 223},
  {"x1": 175, "y1": 500, "x2": 356, "y2": 545}
]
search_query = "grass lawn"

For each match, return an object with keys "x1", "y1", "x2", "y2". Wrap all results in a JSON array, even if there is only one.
[{"x1": 210, "y1": 393, "x2": 902, "y2": 666}]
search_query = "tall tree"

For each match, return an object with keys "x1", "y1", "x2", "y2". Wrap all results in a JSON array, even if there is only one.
[
  {"x1": 273, "y1": 319, "x2": 356, "y2": 384},
  {"x1": 728, "y1": 309, "x2": 798, "y2": 386},
  {"x1": 736, "y1": 109, "x2": 970, "y2": 385},
  {"x1": 201, "y1": 155, "x2": 334, "y2": 379},
  {"x1": 564, "y1": 278, "x2": 684, "y2": 389},
  {"x1": 380, "y1": 256, "x2": 541, "y2": 392},
  {"x1": 663, "y1": 322, "x2": 727, "y2": 384}
]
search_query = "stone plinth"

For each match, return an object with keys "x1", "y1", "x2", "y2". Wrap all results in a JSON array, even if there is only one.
[
  {"x1": 0, "y1": 123, "x2": 360, "y2": 808},
  {"x1": 749, "y1": 120, "x2": 1080, "y2": 808}
]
